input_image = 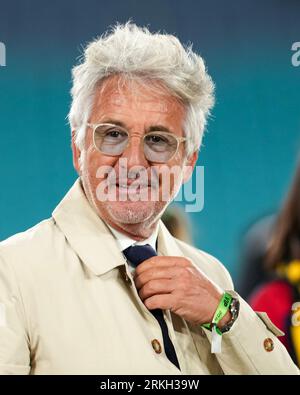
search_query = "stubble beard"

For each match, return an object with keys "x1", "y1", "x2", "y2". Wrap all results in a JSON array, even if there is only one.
[{"x1": 104, "y1": 200, "x2": 166, "y2": 226}]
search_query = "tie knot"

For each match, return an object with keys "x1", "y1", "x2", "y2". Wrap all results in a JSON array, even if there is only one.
[{"x1": 122, "y1": 244, "x2": 157, "y2": 267}]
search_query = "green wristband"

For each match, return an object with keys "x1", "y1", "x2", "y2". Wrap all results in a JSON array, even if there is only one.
[
  {"x1": 202, "y1": 292, "x2": 232, "y2": 334},
  {"x1": 212, "y1": 292, "x2": 232, "y2": 325}
]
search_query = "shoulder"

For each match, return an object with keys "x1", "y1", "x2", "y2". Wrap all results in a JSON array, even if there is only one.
[
  {"x1": 175, "y1": 238, "x2": 234, "y2": 290},
  {"x1": 0, "y1": 217, "x2": 64, "y2": 274},
  {"x1": 0, "y1": 218, "x2": 66, "y2": 309}
]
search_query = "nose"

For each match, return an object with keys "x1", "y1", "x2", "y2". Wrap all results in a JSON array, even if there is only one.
[{"x1": 120, "y1": 134, "x2": 149, "y2": 168}]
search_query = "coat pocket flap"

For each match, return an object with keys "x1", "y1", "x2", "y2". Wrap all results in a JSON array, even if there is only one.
[{"x1": 256, "y1": 311, "x2": 285, "y2": 337}]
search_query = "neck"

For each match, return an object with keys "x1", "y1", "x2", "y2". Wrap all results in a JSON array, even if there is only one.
[{"x1": 104, "y1": 218, "x2": 159, "y2": 241}]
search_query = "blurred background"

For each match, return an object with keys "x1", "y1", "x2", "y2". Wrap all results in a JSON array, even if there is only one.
[{"x1": 0, "y1": 0, "x2": 299, "y2": 288}]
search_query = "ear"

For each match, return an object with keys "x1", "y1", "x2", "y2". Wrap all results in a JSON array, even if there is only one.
[
  {"x1": 182, "y1": 150, "x2": 198, "y2": 184},
  {"x1": 71, "y1": 131, "x2": 81, "y2": 174}
]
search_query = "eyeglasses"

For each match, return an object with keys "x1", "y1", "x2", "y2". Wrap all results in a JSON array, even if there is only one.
[{"x1": 87, "y1": 123, "x2": 187, "y2": 163}]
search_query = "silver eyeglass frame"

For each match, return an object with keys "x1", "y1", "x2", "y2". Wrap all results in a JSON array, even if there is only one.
[{"x1": 87, "y1": 122, "x2": 187, "y2": 163}]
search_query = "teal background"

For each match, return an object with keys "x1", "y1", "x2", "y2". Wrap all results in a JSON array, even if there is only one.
[{"x1": 0, "y1": 0, "x2": 299, "y2": 282}]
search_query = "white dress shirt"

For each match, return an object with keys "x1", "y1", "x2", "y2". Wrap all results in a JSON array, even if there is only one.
[{"x1": 106, "y1": 223, "x2": 159, "y2": 273}]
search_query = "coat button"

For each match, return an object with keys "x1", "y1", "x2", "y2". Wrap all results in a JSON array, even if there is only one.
[
  {"x1": 263, "y1": 338, "x2": 274, "y2": 352},
  {"x1": 151, "y1": 339, "x2": 162, "y2": 354}
]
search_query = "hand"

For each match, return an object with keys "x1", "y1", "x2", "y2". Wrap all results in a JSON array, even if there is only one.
[{"x1": 133, "y1": 256, "x2": 231, "y2": 326}]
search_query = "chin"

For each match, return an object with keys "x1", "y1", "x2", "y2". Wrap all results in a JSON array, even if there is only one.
[{"x1": 104, "y1": 201, "x2": 160, "y2": 225}]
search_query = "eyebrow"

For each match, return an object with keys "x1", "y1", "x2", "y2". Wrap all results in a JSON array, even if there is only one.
[
  {"x1": 99, "y1": 119, "x2": 175, "y2": 135},
  {"x1": 147, "y1": 125, "x2": 174, "y2": 134},
  {"x1": 100, "y1": 119, "x2": 126, "y2": 128}
]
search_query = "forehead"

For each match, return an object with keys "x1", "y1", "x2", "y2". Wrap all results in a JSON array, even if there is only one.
[{"x1": 91, "y1": 75, "x2": 185, "y2": 120}]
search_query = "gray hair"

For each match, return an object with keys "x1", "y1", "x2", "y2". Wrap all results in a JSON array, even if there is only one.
[{"x1": 68, "y1": 22, "x2": 215, "y2": 158}]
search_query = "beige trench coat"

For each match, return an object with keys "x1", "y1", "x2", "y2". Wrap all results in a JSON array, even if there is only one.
[{"x1": 0, "y1": 179, "x2": 298, "y2": 375}]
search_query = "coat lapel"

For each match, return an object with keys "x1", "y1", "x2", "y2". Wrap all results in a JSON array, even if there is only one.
[{"x1": 52, "y1": 178, "x2": 126, "y2": 276}]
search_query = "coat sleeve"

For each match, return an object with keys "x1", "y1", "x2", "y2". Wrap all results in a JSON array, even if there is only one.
[
  {"x1": 201, "y1": 260, "x2": 300, "y2": 374},
  {"x1": 184, "y1": 246, "x2": 300, "y2": 374},
  {"x1": 203, "y1": 291, "x2": 299, "y2": 375},
  {"x1": 0, "y1": 255, "x2": 31, "y2": 375}
]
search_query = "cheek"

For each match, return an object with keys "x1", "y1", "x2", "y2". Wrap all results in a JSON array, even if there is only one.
[
  {"x1": 175, "y1": 143, "x2": 186, "y2": 162},
  {"x1": 167, "y1": 150, "x2": 186, "y2": 183},
  {"x1": 156, "y1": 164, "x2": 184, "y2": 200},
  {"x1": 83, "y1": 148, "x2": 118, "y2": 185}
]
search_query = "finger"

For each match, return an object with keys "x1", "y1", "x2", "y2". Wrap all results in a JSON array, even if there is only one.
[
  {"x1": 135, "y1": 265, "x2": 188, "y2": 290},
  {"x1": 144, "y1": 294, "x2": 175, "y2": 311},
  {"x1": 139, "y1": 279, "x2": 175, "y2": 301},
  {"x1": 134, "y1": 256, "x2": 190, "y2": 277}
]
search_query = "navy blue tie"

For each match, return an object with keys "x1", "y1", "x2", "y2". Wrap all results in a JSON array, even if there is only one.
[{"x1": 123, "y1": 244, "x2": 180, "y2": 371}]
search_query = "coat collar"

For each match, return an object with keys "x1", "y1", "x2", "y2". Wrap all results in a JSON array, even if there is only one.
[{"x1": 52, "y1": 178, "x2": 185, "y2": 276}]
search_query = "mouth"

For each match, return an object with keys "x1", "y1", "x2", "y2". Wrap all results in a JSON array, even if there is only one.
[
  {"x1": 113, "y1": 180, "x2": 160, "y2": 201},
  {"x1": 116, "y1": 182, "x2": 151, "y2": 191},
  {"x1": 115, "y1": 178, "x2": 158, "y2": 190}
]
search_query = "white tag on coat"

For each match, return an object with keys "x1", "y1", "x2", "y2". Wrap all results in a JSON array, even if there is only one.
[{"x1": 211, "y1": 325, "x2": 222, "y2": 354}]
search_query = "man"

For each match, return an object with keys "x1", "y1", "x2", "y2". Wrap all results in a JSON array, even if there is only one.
[{"x1": 0, "y1": 22, "x2": 298, "y2": 375}]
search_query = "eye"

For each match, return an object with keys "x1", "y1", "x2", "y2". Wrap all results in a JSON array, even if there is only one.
[
  {"x1": 145, "y1": 135, "x2": 168, "y2": 144},
  {"x1": 105, "y1": 129, "x2": 127, "y2": 139},
  {"x1": 101, "y1": 129, "x2": 128, "y2": 145}
]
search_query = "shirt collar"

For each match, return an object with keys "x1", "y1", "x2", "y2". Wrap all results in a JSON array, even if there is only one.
[{"x1": 106, "y1": 223, "x2": 159, "y2": 252}]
